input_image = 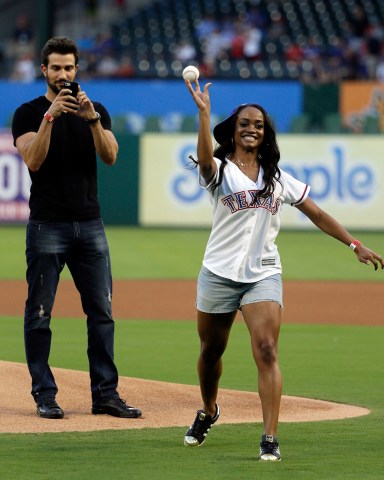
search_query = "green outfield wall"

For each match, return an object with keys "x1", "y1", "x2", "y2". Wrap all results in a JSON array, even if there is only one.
[{"x1": 98, "y1": 134, "x2": 140, "y2": 225}]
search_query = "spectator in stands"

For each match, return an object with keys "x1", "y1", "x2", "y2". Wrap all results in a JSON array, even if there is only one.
[
  {"x1": 243, "y1": 24, "x2": 263, "y2": 60},
  {"x1": 78, "y1": 51, "x2": 98, "y2": 79},
  {"x1": 114, "y1": 54, "x2": 135, "y2": 78},
  {"x1": 343, "y1": 44, "x2": 368, "y2": 80},
  {"x1": 327, "y1": 36, "x2": 347, "y2": 61},
  {"x1": 230, "y1": 23, "x2": 246, "y2": 59},
  {"x1": 96, "y1": 50, "x2": 119, "y2": 78},
  {"x1": 9, "y1": 13, "x2": 35, "y2": 63},
  {"x1": 93, "y1": 30, "x2": 118, "y2": 58},
  {"x1": 376, "y1": 50, "x2": 384, "y2": 82},
  {"x1": 265, "y1": 13, "x2": 286, "y2": 41},
  {"x1": 201, "y1": 27, "x2": 228, "y2": 77},
  {"x1": 174, "y1": 39, "x2": 197, "y2": 63},
  {"x1": 195, "y1": 13, "x2": 219, "y2": 42},
  {"x1": 283, "y1": 41, "x2": 304, "y2": 64},
  {"x1": 349, "y1": 5, "x2": 370, "y2": 40},
  {"x1": 363, "y1": 22, "x2": 384, "y2": 78},
  {"x1": 76, "y1": 31, "x2": 96, "y2": 53},
  {"x1": 13, "y1": 13, "x2": 34, "y2": 46},
  {"x1": 10, "y1": 52, "x2": 36, "y2": 83},
  {"x1": 245, "y1": 6, "x2": 269, "y2": 30},
  {"x1": 220, "y1": 15, "x2": 237, "y2": 48},
  {"x1": 302, "y1": 36, "x2": 324, "y2": 62}
]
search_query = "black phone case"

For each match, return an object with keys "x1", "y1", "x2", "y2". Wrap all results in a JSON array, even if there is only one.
[{"x1": 62, "y1": 81, "x2": 78, "y2": 98}]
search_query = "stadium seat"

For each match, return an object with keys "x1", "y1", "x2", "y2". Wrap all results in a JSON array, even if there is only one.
[
  {"x1": 362, "y1": 116, "x2": 380, "y2": 134},
  {"x1": 323, "y1": 113, "x2": 349, "y2": 134},
  {"x1": 144, "y1": 115, "x2": 162, "y2": 132},
  {"x1": 180, "y1": 115, "x2": 197, "y2": 132},
  {"x1": 289, "y1": 114, "x2": 310, "y2": 133}
]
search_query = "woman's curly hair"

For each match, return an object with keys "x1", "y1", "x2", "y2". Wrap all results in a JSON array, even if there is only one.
[{"x1": 212, "y1": 103, "x2": 281, "y2": 198}]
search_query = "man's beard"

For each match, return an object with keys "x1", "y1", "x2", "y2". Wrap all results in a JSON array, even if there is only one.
[{"x1": 46, "y1": 77, "x2": 62, "y2": 95}]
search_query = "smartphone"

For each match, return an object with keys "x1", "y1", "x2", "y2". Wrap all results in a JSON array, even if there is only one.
[{"x1": 62, "y1": 81, "x2": 79, "y2": 99}]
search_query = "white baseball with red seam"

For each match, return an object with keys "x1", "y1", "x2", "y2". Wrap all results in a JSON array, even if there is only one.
[{"x1": 182, "y1": 65, "x2": 200, "y2": 82}]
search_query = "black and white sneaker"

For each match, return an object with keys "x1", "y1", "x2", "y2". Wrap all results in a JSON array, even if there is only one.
[
  {"x1": 184, "y1": 404, "x2": 220, "y2": 447},
  {"x1": 259, "y1": 434, "x2": 281, "y2": 461}
]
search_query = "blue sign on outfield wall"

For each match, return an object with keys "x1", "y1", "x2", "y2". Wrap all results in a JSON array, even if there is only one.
[{"x1": 0, "y1": 79, "x2": 301, "y2": 133}]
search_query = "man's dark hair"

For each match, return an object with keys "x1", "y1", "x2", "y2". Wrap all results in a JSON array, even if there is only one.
[{"x1": 41, "y1": 36, "x2": 79, "y2": 66}]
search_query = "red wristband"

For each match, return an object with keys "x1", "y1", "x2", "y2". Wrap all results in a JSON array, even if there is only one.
[
  {"x1": 349, "y1": 240, "x2": 361, "y2": 251},
  {"x1": 44, "y1": 112, "x2": 55, "y2": 123}
]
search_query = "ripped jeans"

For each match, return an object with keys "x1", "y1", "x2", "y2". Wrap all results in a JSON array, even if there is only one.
[{"x1": 24, "y1": 218, "x2": 118, "y2": 403}]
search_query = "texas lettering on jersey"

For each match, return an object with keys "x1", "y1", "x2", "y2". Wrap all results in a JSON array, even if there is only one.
[{"x1": 221, "y1": 190, "x2": 281, "y2": 215}]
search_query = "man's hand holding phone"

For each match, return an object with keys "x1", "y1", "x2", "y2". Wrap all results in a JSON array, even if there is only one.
[{"x1": 55, "y1": 81, "x2": 98, "y2": 124}]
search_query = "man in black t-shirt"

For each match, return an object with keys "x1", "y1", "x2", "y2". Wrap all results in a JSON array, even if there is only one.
[{"x1": 12, "y1": 36, "x2": 141, "y2": 420}]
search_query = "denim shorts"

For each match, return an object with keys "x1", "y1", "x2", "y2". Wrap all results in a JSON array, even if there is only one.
[{"x1": 196, "y1": 265, "x2": 283, "y2": 314}]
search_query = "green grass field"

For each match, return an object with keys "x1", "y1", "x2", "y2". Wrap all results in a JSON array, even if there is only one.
[{"x1": 0, "y1": 226, "x2": 383, "y2": 480}]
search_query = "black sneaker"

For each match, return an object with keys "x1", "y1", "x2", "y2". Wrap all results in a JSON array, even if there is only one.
[
  {"x1": 259, "y1": 434, "x2": 281, "y2": 461},
  {"x1": 92, "y1": 397, "x2": 142, "y2": 418},
  {"x1": 36, "y1": 396, "x2": 64, "y2": 419},
  {"x1": 184, "y1": 404, "x2": 220, "y2": 447}
]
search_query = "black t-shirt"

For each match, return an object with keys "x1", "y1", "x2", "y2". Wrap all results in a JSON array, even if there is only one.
[{"x1": 12, "y1": 95, "x2": 112, "y2": 221}]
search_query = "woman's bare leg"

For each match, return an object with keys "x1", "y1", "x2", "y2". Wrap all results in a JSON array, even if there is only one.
[
  {"x1": 242, "y1": 301, "x2": 282, "y2": 435},
  {"x1": 196, "y1": 310, "x2": 237, "y2": 416}
]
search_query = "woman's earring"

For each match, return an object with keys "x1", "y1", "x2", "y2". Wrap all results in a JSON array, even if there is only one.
[{"x1": 258, "y1": 153, "x2": 262, "y2": 159}]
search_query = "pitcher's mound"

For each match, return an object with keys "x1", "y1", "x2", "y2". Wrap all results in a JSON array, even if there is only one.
[{"x1": 0, "y1": 361, "x2": 369, "y2": 434}]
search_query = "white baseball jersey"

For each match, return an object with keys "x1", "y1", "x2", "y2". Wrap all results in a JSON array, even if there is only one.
[{"x1": 199, "y1": 157, "x2": 310, "y2": 282}]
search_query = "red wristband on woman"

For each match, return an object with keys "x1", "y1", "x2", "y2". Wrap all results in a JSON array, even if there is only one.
[{"x1": 349, "y1": 240, "x2": 361, "y2": 251}]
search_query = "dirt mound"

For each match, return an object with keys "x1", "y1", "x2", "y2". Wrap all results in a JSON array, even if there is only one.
[{"x1": 0, "y1": 361, "x2": 369, "y2": 434}]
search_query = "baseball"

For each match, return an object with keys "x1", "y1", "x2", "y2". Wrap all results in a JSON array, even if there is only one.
[{"x1": 182, "y1": 65, "x2": 200, "y2": 82}]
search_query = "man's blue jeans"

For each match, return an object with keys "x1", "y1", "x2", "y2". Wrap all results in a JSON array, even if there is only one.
[{"x1": 24, "y1": 218, "x2": 119, "y2": 403}]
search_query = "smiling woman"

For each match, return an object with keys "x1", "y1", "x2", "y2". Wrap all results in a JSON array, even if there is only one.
[{"x1": 181, "y1": 78, "x2": 384, "y2": 461}]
